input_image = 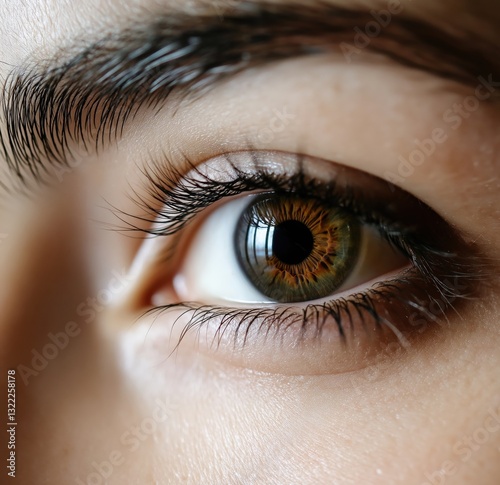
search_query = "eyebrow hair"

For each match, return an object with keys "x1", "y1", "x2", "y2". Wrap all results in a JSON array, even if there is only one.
[{"x1": 0, "y1": 1, "x2": 499, "y2": 188}]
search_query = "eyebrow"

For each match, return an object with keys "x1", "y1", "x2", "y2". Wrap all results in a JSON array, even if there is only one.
[{"x1": 0, "y1": 1, "x2": 499, "y2": 188}]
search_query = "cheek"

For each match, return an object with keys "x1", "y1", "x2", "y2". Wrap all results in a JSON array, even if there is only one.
[
  {"x1": 108, "y1": 299, "x2": 500, "y2": 483},
  {"x1": 112, "y1": 320, "x2": 306, "y2": 480}
]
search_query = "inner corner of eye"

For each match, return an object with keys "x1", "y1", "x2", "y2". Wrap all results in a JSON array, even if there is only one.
[{"x1": 167, "y1": 191, "x2": 409, "y2": 307}]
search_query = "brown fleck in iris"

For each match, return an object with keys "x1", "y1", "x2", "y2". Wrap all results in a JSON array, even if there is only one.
[{"x1": 235, "y1": 195, "x2": 361, "y2": 303}]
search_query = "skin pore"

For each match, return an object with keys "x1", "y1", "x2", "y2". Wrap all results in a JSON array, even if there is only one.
[{"x1": 1, "y1": 0, "x2": 500, "y2": 484}]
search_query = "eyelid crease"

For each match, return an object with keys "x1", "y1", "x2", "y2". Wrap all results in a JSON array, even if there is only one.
[{"x1": 1, "y1": 1, "x2": 499, "y2": 189}]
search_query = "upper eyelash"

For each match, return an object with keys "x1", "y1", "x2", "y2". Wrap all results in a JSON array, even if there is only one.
[{"x1": 118, "y1": 152, "x2": 421, "y2": 241}]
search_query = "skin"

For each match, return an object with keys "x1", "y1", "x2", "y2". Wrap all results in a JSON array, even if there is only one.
[{"x1": 1, "y1": 0, "x2": 500, "y2": 484}]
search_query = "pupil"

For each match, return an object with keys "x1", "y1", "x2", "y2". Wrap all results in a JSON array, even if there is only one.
[{"x1": 272, "y1": 220, "x2": 314, "y2": 265}]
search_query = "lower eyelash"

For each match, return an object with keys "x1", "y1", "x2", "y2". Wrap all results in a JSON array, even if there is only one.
[{"x1": 143, "y1": 257, "x2": 485, "y2": 353}]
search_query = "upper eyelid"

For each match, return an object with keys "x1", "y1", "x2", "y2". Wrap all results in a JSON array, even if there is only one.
[
  {"x1": 1, "y1": 3, "x2": 500, "y2": 190},
  {"x1": 117, "y1": 151, "x2": 459, "y2": 248}
]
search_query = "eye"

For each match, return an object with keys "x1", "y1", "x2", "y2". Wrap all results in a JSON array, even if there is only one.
[
  {"x1": 175, "y1": 193, "x2": 407, "y2": 305},
  {"x1": 123, "y1": 151, "x2": 481, "y2": 375}
]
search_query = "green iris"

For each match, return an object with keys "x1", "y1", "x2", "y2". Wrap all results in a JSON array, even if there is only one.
[{"x1": 235, "y1": 194, "x2": 361, "y2": 303}]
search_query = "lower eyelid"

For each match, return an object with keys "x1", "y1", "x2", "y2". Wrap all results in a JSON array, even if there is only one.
[
  {"x1": 139, "y1": 269, "x2": 451, "y2": 376},
  {"x1": 135, "y1": 217, "x2": 488, "y2": 376}
]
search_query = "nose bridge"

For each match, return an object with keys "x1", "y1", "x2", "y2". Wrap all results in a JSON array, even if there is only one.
[
  {"x1": 0, "y1": 188, "x2": 92, "y2": 367},
  {"x1": 0, "y1": 194, "x2": 93, "y2": 450},
  {"x1": 0, "y1": 184, "x2": 146, "y2": 484}
]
